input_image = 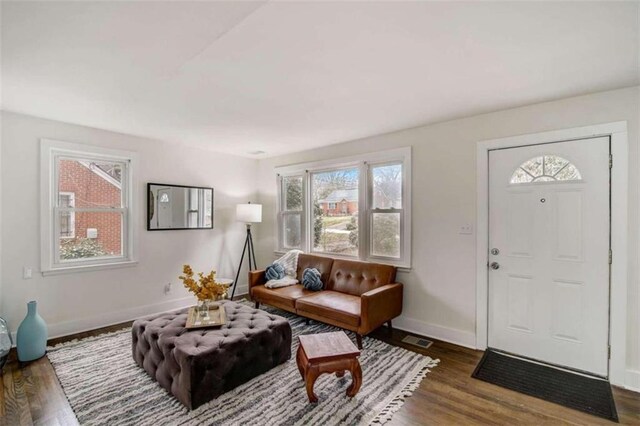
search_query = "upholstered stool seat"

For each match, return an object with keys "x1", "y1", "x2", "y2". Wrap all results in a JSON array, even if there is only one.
[{"x1": 132, "y1": 301, "x2": 292, "y2": 409}]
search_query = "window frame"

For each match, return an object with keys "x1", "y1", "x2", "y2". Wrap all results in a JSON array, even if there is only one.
[
  {"x1": 40, "y1": 139, "x2": 138, "y2": 275},
  {"x1": 277, "y1": 174, "x2": 306, "y2": 251},
  {"x1": 367, "y1": 160, "x2": 405, "y2": 262},
  {"x1": 275, "y1": 147, "x2": 411, "y2": 268}
]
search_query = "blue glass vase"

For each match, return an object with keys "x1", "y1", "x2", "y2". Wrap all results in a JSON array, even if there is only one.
[
  {"x1": 16, "y1": 301, "x2": 48, "y2": 362},
  {"x1": 0, "y1": 317, "x2": 12, "y2": 370}
]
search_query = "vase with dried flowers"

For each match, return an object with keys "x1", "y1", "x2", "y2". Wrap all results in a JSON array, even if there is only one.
[{"x1": 179, "y1": 265, "x2": 230, "y2": 318}]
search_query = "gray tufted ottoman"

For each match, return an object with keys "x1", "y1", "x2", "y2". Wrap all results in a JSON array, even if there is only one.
[{"x1": 132, "y1": 301, "x2": 292, "y2": 409}]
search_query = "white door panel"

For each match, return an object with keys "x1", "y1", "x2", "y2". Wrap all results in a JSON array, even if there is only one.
[{"x1": 488, "y1": 137, "x2": 609, "y2": 376}]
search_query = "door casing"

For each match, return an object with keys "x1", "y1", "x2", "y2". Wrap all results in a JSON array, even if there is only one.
[{"x1": 475, "y1": 122, "x2": 628, "y2": 387}]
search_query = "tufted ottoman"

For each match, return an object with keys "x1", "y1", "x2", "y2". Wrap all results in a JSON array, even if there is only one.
[{"x1": 132, "y1": 301, "x2": 292, "y2": 409}]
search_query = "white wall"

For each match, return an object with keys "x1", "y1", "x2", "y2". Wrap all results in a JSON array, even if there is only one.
[
  {"x1": 255, "y1": 86, "x2": 640, "y2": 387},
  {"x1": 1, "y1": 111, "x2": 259, "y2": 338}
]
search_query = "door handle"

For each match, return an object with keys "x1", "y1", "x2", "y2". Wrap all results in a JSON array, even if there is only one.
[{"x1": 490, "y1": 262, "x2": 500, "y2": 270}]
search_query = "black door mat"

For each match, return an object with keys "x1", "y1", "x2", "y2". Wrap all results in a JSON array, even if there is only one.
[{"x1": 472, "y1": 349, "x2": 618, "y2": 422}]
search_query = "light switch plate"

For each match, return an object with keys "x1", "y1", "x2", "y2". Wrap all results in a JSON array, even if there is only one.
[{"x1": 459, "y1": 224, "x2": 473, "y2": 235}]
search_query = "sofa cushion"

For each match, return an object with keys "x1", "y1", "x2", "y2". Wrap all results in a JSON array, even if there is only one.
[
  {"x1": 327, "y1": 259, "x2": 397, "y2": 296},
  {"x1": 252, "y1": 284, "x2": 314, "y2": 309},
  {"x1": 296, "y1": 291, "x2": 361, "y2": 327},
  {"x1": 296, "y1": 254, "x2": 334, "y2": 284}
]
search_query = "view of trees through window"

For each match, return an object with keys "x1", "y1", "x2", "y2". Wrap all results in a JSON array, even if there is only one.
[
  {"x1": 282, "y1": 176, "x2": 303, "y2": 249},
  {"x1": 312, "y1": 168, "x2": 359, "y2": 255},
  {"x1": 371, "y1": 163, "x2": 402, "y2": 258}
]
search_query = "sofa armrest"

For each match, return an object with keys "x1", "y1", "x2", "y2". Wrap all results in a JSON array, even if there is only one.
[
  {"x1": 359, "y1": 283, "x2": 403, "y2": 334},
  {"x1": 248, "y1": 269, "x2": 266, "y2": 295}
]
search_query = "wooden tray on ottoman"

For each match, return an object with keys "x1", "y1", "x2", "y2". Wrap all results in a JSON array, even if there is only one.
[{"x1": 185, "y1": 305, "x2": 226, "y2": 329}]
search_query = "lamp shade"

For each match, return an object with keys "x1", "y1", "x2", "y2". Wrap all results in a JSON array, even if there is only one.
[{"x1": 236, "y1": 203, "x2": 262, "y2": 223}]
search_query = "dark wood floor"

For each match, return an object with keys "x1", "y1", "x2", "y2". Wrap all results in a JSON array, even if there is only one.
[{"x1": 2, "y1": 319, "x2": 639, "y2": 425}]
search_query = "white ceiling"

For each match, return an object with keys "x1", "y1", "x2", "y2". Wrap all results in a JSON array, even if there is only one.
[{"x1": 2, "y1": 1, "x2": 638, "y2": 158}]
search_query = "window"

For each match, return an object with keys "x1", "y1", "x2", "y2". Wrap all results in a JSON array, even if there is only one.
[
  {"x1": 370, "y1": 163, "x2": 403, "y2": 258},
  {"x1": 58, "y1": 192, "x2": 75, "y2": 238},
  {"x1": 280, "y1": 175, "x2": 304, "y2": 249},
  {"x1": 510, "y1": 155, "x2": 582, "y2": 184},
  {"x1": 312, "y1": 168, "x2": 359, "y2": 256},
  {"x1": 41, "y1": 139, "x2": 137, "y2": 274},
  {"x1": 276, "y1": 147, "x2": 411, "y2": 267}
]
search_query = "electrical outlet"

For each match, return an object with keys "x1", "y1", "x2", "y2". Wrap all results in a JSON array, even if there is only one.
[
  {"x1": 23, "y1": 267, "x2": 32, "y2": 279},
  {"x1": 459, "y1": 224, "x2": 473, "y2": 235},
  {"x1": 164, "y1": 283, "x2": 172, "y2": 295}
]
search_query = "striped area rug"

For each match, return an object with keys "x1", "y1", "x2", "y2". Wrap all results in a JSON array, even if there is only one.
[{"x1": 48, "y1": 304, "x2": 439, "y2": 425}]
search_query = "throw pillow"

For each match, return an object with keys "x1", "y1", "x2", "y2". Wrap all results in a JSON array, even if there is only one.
[
  {"x1": 265, "y1": 263, "x2": 285, "y2": 281},
  {"x1": 302, "y1": 268, "x2": 323, "y2": 291}
]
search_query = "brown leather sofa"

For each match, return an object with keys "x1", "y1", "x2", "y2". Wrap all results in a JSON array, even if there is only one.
[{"x1": 249, "y1": 254, "x2": 403, "y2": 348}]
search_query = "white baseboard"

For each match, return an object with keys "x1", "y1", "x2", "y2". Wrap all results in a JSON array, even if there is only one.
[
  {"x1": 625, "y1": 369, "x2": 640, "y2": 392},
  {"x1": 393, "y1": 315, "x2": 477, "y2": 349},
  {"x1": 15, "y1": 297, "x2": 195, "y2": 343}
]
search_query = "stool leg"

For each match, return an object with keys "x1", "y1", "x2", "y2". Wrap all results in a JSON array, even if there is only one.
[
  {"x1": 346, "y1": 359, "x2": 362, "y2": 397},
  {"x1": 356, "y1": 334, "x2": 363, "y2": 350},
  {"x1": 296, "y1": 346, "x2": 305, "y2": 380},
  {"x1": 305, "y1": 366, "x2": 320, "y2": 403}
]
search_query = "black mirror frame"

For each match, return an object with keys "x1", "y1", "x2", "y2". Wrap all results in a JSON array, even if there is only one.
[{"x1": 146, "y1": 182, "x2": 214, "y2": 231}]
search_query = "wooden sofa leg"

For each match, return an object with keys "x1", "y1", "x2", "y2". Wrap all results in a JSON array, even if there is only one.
[
  {"x1": 305, "y1": 318, "x2": 311, "y2": 325},
  {"x1": 254, "y1": 301, "x2": 259, "y2": 309},
  {"x1": 387, "y1": 320, "x2": 393, "y2": 335},
  {"x1": 356, "y1": 334, "x2": 363, "y2": 350}
]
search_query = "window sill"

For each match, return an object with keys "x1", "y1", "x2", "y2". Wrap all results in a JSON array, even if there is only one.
[{"x1": 41, "y1": 260, "x2": 138, "y2": 276}]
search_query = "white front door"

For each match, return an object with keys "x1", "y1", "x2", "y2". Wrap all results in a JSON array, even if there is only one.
[{"x1": 488, "y1": 137, "x2": 610, "y2": 376}]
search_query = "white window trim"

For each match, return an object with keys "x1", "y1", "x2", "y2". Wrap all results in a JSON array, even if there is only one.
[
  {"x1": 275, "y1": 147, "x2": 411, "y2": 268},
  {"x1": 40, "y1": 139, "x2": 138, "y2": 276}
]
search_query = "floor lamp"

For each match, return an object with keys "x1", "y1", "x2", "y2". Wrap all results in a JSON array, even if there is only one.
[{"x1": 231, "y1": 202, "x2": 262, "y2": 300}]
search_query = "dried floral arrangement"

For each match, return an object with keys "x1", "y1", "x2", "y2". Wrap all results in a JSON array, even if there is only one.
[{"x1": 179, "y1": 265, "x2": 230, "y2": 301}]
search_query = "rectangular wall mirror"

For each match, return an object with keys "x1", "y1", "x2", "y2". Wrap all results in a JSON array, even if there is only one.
[{"x1": 147, "y1": 183, "x2": 213, "y2": 230}]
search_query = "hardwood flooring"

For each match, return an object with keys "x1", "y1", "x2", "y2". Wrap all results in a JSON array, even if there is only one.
[{"x1": 1, "y1": 320, "x2": 638, "y2": 425}]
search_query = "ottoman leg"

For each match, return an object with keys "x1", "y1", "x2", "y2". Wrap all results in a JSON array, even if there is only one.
[
  {"x1": 346, "y1": 359, "x2": 362, "y2": 397},
  {"x1": 336, "y1": 370, "x2": 345, "y2": 378}
]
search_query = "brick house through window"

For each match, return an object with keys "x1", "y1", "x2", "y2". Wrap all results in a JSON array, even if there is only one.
[
  {"x1": 58, "y1": 160, "x2": 122, "y2": 255},
  {"x1": 318, "y1": 188, "x2": 358, "y2": 216}
]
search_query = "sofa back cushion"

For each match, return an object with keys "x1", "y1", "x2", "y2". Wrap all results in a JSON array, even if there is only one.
[
  {"x1": 296, "y1": 254, "x2": 334, "y2": 285},
  {"x1": 327, "y1": 259, "x2": 397, "y2": 296}
]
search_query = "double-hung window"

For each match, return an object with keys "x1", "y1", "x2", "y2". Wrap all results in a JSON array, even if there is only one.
[
  {"x1": 276, "y1": 147, "x2": 411, "y2": 268},
  {"x1": 41, "y1": 139, "x2": 137, "y2": 274},
  {"x1": 279, "y1": 175, "x2": 304, "y2": 249}
]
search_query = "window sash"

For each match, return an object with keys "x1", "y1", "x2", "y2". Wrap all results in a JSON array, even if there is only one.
[{"x1": 42, "y1": 139, "x2": 136, "y2": 274}]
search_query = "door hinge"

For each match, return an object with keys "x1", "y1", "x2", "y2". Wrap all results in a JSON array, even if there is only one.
[
  {"x1": 609, "y1": 249, "x2": 613, "y2": 265},
  {"x1": 608, "y1": 345, "x2": 611, "y2": 359},
  {"x1": 609, "y1": 154, "x2": 613, "y2": 169}
]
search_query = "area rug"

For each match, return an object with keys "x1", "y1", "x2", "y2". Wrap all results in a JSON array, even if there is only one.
[{"x1": 48, "y1": 303, "x2": 439, "y2": 426}]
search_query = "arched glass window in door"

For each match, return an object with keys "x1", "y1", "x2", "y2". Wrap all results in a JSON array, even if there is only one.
[{"x1": 510, "y1": 155, "x2": 582, "y2": 184}]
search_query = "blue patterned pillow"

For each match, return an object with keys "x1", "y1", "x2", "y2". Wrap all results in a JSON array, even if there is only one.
[
  {"x1": 265, "y1": 263, "x2": 285, "y2": 281},
  {"x1": 302, "y1": 268, "x2": 323, "y2": 291}
]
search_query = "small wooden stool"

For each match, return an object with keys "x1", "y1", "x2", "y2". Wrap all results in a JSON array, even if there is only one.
[{"x1": 296, "y1": 331, "x2": 362, "y2": 403}]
